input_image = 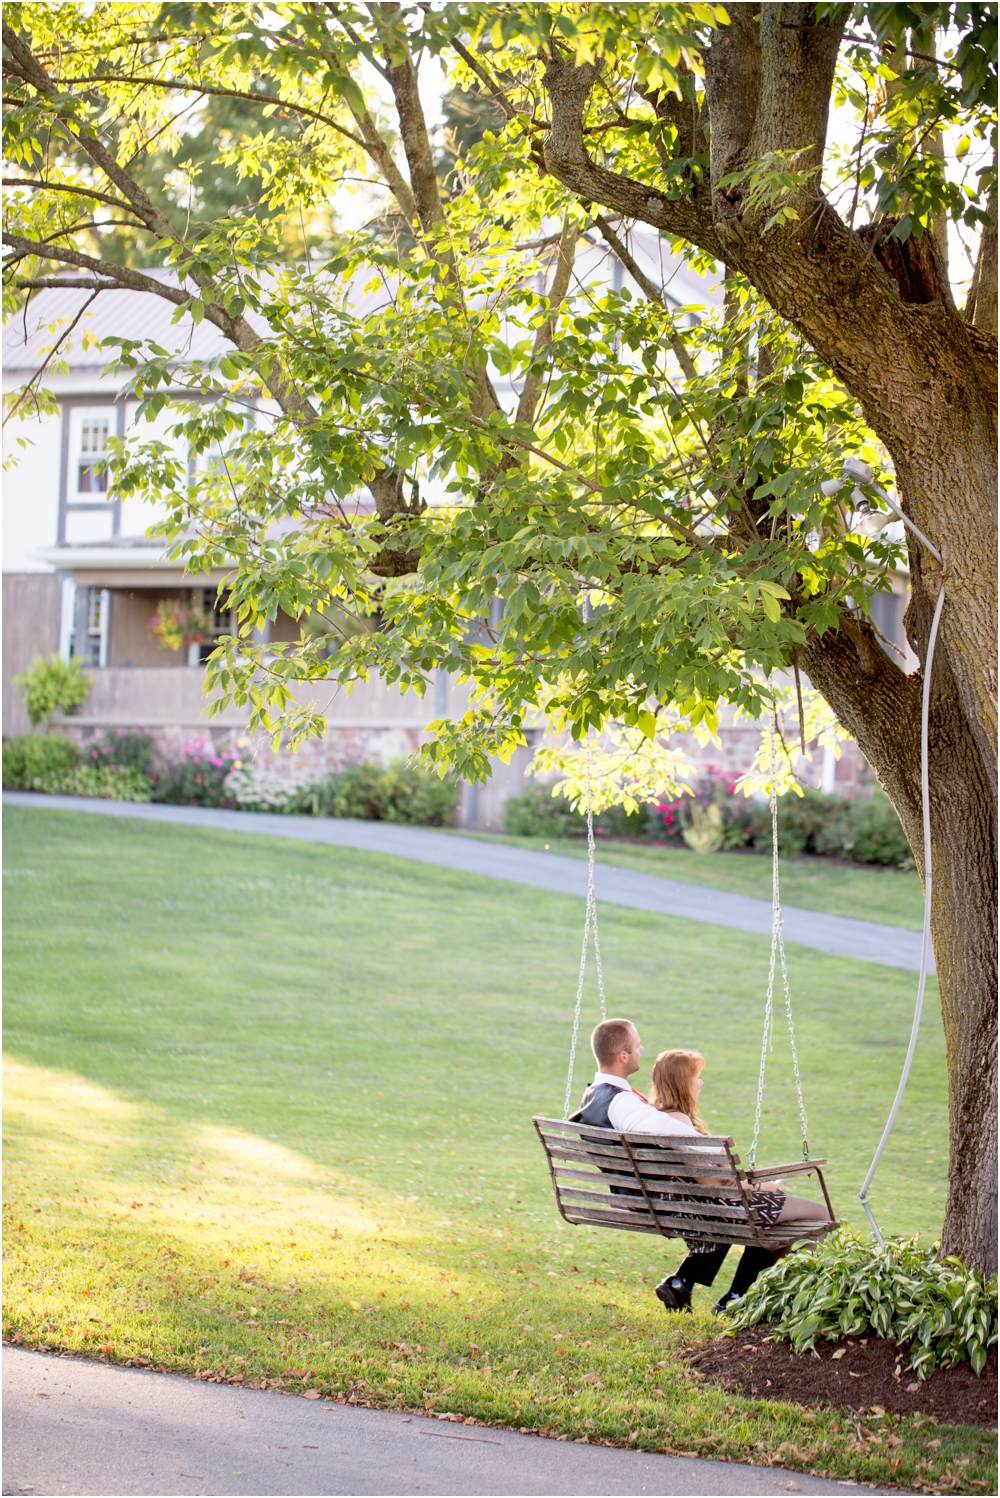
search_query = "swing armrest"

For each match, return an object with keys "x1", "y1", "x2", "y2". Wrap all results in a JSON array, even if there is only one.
[{"x1": 746, "y1": 1159, "x2": 826, "y2": 1183}]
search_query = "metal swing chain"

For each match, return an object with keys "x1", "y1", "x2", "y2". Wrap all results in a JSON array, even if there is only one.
[
  {"x1": 747, "y1": 713, "x2": 809, "y2": 1169},
  {"x1": 563, "y1": 741, "x2": 607, "y2": 1119}
]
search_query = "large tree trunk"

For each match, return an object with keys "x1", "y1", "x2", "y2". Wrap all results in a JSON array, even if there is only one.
[{"x1": 803, "y1": 594, "x2": 998, "y2": 1272}]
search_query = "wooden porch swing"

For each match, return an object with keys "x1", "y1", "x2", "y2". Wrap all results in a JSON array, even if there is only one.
[{"x1": 533, "y1": 731, "x2": 838, "y2": 1252}]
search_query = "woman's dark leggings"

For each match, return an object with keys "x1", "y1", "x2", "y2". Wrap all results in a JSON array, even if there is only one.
[{"x1": 677, "y1": 1245, "x2": 775, "y2": 1297}]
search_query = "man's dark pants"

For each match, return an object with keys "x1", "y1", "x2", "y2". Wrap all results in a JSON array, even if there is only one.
[{"x1": 677, "y1": 1244, "x2": 775, "y2": 1297}]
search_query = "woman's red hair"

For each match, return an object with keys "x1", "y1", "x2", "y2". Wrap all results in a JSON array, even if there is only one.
[{"x1": 649, "y1": 1049, "x2": 707, "y2": 1133}]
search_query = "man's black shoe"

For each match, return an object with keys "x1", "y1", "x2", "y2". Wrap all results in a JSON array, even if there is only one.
[
  {"x1": 713, "y1": 1290, "x2": 741, "y2": 1314},
  {"x1": 654, "y1": 1275, "x2": 692, "y2": 1312}
]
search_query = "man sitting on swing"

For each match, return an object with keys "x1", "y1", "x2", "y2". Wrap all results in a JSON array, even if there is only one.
[{"x1": 576, "y1": 1019, "x2": 832, "y2": 1314}]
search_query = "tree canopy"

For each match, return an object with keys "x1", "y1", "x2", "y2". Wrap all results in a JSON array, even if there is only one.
[{"x1": 5, "y1": 4, "x2": 993, "y2": 770}]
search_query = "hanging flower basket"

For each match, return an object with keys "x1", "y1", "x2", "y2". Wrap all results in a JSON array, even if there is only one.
[{"x1": 148, "y1": 599, "x2": 210, "y2": 652}]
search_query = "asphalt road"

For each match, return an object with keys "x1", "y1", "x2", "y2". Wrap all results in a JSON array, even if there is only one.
[
  {"x1": 4, "y1": 1348, "x2": 896, "y2": 1498},
  {"x1": 3, "y1": 794, "x2": 927, "y2": 971}
]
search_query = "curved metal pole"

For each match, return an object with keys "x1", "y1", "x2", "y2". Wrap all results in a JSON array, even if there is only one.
[{"x1": 871, "y1": 484, "x2": 943, "y2": 565}]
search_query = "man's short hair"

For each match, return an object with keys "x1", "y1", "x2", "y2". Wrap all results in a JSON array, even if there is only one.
[{"x1": 591, "y1": 1018, "x2": 637, "y2": 1068}]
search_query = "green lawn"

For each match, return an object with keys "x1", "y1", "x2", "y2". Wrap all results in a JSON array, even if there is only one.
[
  {"x1": 4, "y1": 807, "x2": 989, "y2": 1493},
  {"x1": 460, "y1": 832, "x2": 925, "y2": 929}
]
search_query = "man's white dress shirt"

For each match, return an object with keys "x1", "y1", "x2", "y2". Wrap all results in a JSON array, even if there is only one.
[{"x1": 592, "y1": 1071, "x2": 702, "y2": 1136}]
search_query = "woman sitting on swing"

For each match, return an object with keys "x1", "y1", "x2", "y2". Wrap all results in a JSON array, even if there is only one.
[{"x1": 619, "y1": 1048, "x2": 833, "y2": 1314}]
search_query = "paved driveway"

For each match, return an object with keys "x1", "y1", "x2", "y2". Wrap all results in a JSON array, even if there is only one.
[
  {"x1": 4, "y1": 1348, "x2": 895, "y2": 1497},
  {"x1": 3, "y1": 794, "x2": 927, "y2": 970}
]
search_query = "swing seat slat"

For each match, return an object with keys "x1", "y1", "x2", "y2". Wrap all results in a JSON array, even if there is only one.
[
  {"x1": 539, "y1": 1137, "x2": 734, "y2": 1168},
  {"x1": 534, "y1": 1117, "x2": 838, "y2": 1249},
  {"x1": 555, "y1": 1188, "x2": 756, "y2": 1225}
]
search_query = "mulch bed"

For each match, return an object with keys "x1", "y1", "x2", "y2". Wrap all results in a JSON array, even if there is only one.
[{"x1": 685, "y1": 1330, "x2": 997, "y2": 1427}]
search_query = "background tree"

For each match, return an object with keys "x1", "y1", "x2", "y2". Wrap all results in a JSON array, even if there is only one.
[{"x1": 3, "y1": 2, "x2": 996, "y2": 1270}]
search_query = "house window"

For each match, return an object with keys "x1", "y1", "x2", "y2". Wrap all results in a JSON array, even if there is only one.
[
  {"x1": 71, "y1": 586, "x2": 110, "y2": 668},
  {"x1": 77, "y1": 415, "x2": 110, "y2": 493},
  {"x1": 195, "y1": 587, "x2": 234, "y2": 664},
  {"x1": 87, "y1": 587, "x2": 104, "y2": 634}
]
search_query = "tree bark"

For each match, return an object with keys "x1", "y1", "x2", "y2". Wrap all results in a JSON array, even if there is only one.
[{"x1": 802, "y1": 597, "x2": 998, "y2": 1271}]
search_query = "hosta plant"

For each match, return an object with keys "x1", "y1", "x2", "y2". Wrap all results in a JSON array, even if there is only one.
[{"x1": 729, "y1": 1229, "x2": 997, "y2": 1379}]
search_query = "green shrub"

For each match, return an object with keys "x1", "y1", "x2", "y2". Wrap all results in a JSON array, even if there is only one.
[
  {"x1": 327, "y1": 761, "x2": 395, "y2": 820},
  {"x1": 503, "y1": 784, "x2": 586, "y2": 838},
  {"x1": 731, "y1": 1229, "x2": 998, "y2": 1379},
  {"x1": 369, "y1": 761, "x2": 458, "y2": 826},
  {"x1": 14, "y1": 655, "x2": 92, "y2": 727},
  {"x1": 150, "y1": 737, "x2": 238, "y2": 808},
  {"x1": 592, "y1": 801, "x2": 656, "y2": 838},
  {"x1": 323, "y1": 760, "x2": 457, "y2": 826},
  {"x1": 3, "y1": 733, "x2": 80, "y2": 789},
  {"x1": 222, "y1": 758, "x2": 457, "y2": 826},
  {"x1": 815, "y1": 789, "x2": 915, "y2": 868},
  {"x1": 747, "y1": 786, "x2": 839, "y2": 858},
  {"x1": 82, "y1": 728, "x2": 158, "y2": 779},
  {"x1": 34, "y1": 763, "x2": 153, "y2": 801}
]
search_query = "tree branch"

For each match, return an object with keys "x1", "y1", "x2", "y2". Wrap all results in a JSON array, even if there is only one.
[
  {"x1": 375, "y1": 3, "x2": 444, "y2": 234},
  {"x1": 747, "y1": 4, "x2": 846, "y2": 188},
  {"x1": 308, "y1": 4, "x2": 421, "y2": 222},
  {"x1": 2, "y1": 27, "x2": 317, "y2": 424},
  {"x1": 43, "y1": 71, "x2": 368, "y2": 150},
  {"x1": 515, "y1": 215, "x2": 577, "y2": 429},
  {"x1": 3, "y1": 289, "x2": 100, "y2": 428},
  {"x1": 3, "y1": 234, "x2": 192, "y2": 305},
  {"x1": 2, "y1": 233, "x2": 313, "y2": 423},
  {"x1": 703, "y1": 6, "x2": 761, "y2": 203},
  {"x1": 341, "y1": 95, "x2": 419, "y2": 222},
  {"x1": 449, "y1": 36, "x2": 518, "y2": 122},
  {"x1": 3, "y1": 24, "x2": 176, "y2": 241},
  {"x1": 12, "y1": 277, "x2": 125, "y2": 289},
  {"x1": 541, "y1": 57, "x2": 723, "y2": 258},
  {"x1": 593, "y1": 214, "x2": 698, "y2": 381},
  {"x1": 370, "y1": 3, "x2": 501, "y2": 422},
  {"x1": 3, "y1": 176, "x2": 140, "y2": 213}
]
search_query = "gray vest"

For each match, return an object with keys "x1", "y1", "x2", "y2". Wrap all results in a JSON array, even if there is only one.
[{"x1": 572, "y1": 1080, "x2": 623, "y2": 1129}]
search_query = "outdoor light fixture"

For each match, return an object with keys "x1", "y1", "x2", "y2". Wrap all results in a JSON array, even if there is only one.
[{"x1": 820, "y1": 456, "x2": 942, "y2": 561}]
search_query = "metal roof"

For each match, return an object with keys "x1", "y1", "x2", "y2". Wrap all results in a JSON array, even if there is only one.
[
  {"x1": 3, "y1": 238, "x2": 721, "y2": 379},
  {"x1": 2, "y1": 270, "x2": 231, "y2": 375}
]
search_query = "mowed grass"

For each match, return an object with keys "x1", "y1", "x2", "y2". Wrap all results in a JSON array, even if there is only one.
[
  {"x1": 462, "y1": 832, "x2": 925, "y2": 929},
  {"x1": 3, "y1": 807, "x2": 990, "y2": 1494}
]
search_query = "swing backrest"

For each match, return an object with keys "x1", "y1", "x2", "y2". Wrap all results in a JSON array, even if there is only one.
[{"x1": 533, "y1": 1117, "x2": 836, "y2": 1248}]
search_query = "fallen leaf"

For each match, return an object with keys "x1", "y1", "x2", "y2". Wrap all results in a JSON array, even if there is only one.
[
  {"x1": 830, "y1": 1348, "x2": 846, "y2": 1361},
  {"x1": 302, "y1": 1390, "x2": 321, "y2": 1400}
]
